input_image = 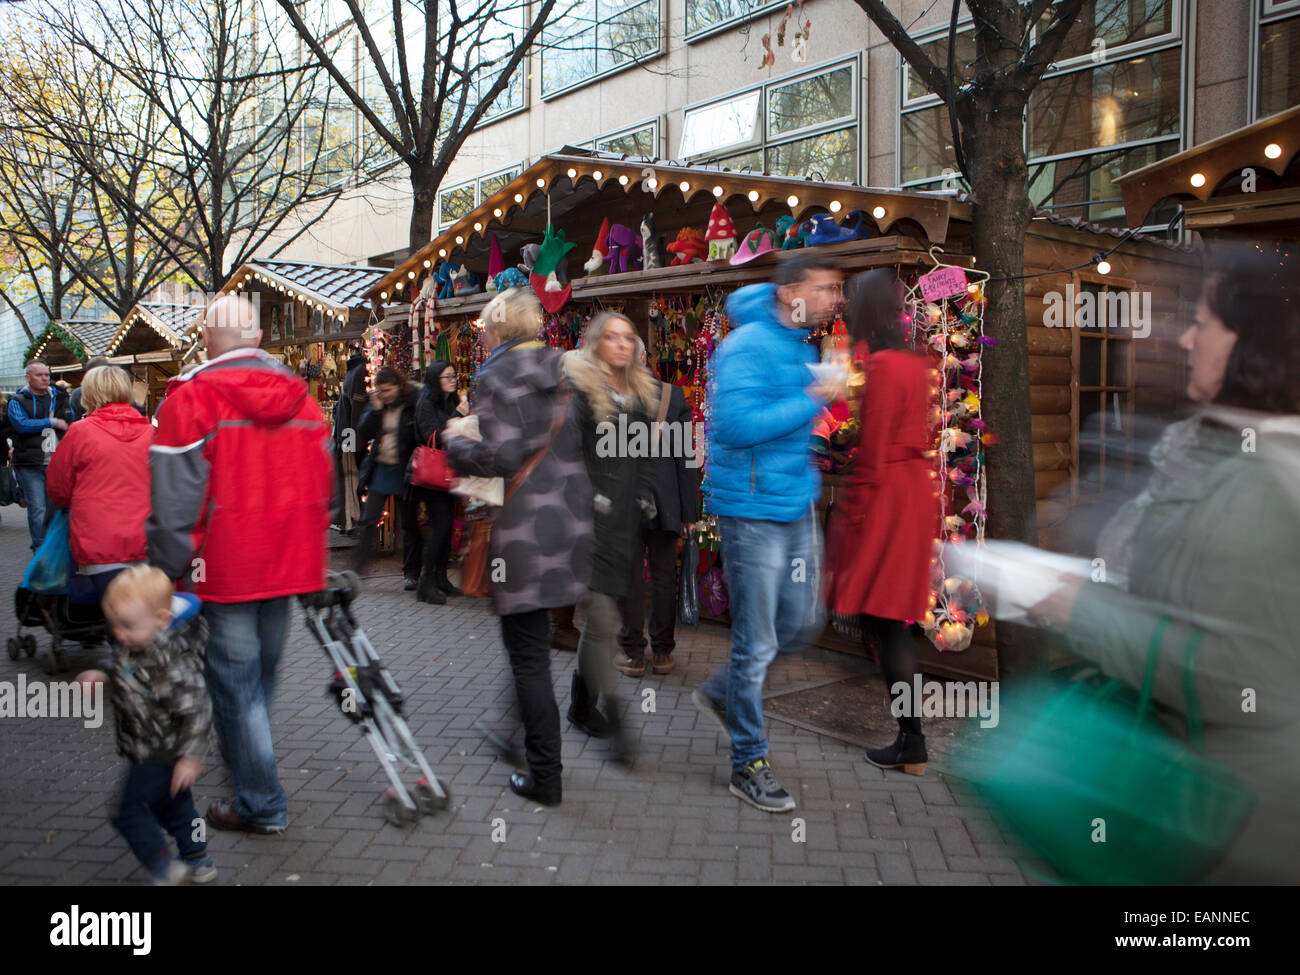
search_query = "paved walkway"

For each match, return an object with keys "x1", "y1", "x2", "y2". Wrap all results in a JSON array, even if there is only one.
[{"x1": 0, "y1": 502, "x2": 1028, "y2": 885}]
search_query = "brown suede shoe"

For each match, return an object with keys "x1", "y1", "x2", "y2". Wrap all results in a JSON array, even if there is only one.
[
  {"x1": 205, "y1": 798, "x2": 285, "y2": 835},
  {"x1": 651, "y1": 653, "x2": 675, "y2": 675},
  {"x1": 552, "y1": 625, "x2": 581, "y2": 652},
  {"x1": 614, "y1": 653, "x2": 646, "y2": 677}
]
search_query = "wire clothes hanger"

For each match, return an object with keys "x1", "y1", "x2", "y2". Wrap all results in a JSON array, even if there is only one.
[{"x1": 903, "y1": 244, "x2": 991, "y2": 306}]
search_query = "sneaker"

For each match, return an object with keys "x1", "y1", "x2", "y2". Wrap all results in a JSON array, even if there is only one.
[
  {"x1": 175, "y1": 856, "x2": 218, "y2": 884},
  {"x1": 403, "y1": 576, "x2": 418, "y2": 591},
  {"x1": 729, "y1": 757, "x2": 796, "y2": 813},
  {"x1": 651, "y1": 652, "x2": 675, "y2": 675},
  {"x1": 613, "y1": 653, "x2": 646, "y2": 677},
  {"x1": 691, "y1": 688, "x2": 728, "y2": 735}
]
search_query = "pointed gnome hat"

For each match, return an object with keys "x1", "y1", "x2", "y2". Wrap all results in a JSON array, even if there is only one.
[
  {"x1": 488, "y1": 234, "x2": 505, "y2": 279},
  {"x1": 531, "y1": 224, "x2": 576, "y2": 313},
  {"x1": 584, "y1": 217, "x2": 611, "y2": 274},
  {"x1": 705, "y1": 202, "x2": 737, "y2": 241}
]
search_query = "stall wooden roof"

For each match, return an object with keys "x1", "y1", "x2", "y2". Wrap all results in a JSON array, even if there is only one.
[
  {"x1": 223, "y1": 259, "x2": 391, "y2": 316},
  {"x1": 104, "y1": 302, "x2": 204, "y2": 359},
  {"x1": 1114, "y1": 106, "x2": 1300, "y2": 232},
  {"x1": 367, "y1": 152, "x2": 959, "y2": 301},
  {"x1": 32, "y1": 319, "x2": 118, "y2": 364}
]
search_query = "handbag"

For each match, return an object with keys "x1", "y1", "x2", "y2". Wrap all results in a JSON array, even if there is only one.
[
  {"x1": 20, "y1": 509, "x2": 73, "y2": 594},
  {"x1": 408, "y1": 434, "x2": 454, "y2": 490},
  {"x1": 461, "y1": 391, "x2": 570, "y2": 599},
  {"x1": 953, "y1": 618, "x2": 1255, "y2": 885},
  {"x1": 678, "y1": 534, "x2": 699, "y2": 625}
]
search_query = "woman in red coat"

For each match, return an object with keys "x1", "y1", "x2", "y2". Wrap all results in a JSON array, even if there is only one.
[
  {"x1": 825, "y1": 270, "x2": 938, "y2": 775},
  {"x1": 46, "y1": 366, "x2": 153, "y2": 602}
]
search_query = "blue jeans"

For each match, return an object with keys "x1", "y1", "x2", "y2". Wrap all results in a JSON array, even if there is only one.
[
  {"x1": 112, "y1": 761, "x2": 206, "y2": 876},
  {"x1": 203, "y1": 598, "x2": 291, "y2": 828},
  {"x1": 13, "y1": 465, "x2": 48, "y2": 551},
  {"x1": 700, "y1": 508, "x2": 824, "y2": 770}
]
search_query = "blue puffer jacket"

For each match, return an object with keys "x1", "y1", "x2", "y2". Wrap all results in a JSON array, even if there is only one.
[{"x1": 705, "y1": 283, "x2": 822, "y2": 522}]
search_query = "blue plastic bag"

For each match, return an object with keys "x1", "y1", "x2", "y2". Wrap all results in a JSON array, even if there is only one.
[{"x1": 20, "y1": 509, "x2": 73, "y2": 594}]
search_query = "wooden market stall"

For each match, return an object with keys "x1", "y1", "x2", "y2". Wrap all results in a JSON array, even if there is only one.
[
  {"x1": 28, "y1": 319, "x2": 120, "y2": 386},
  {"x1": 103, "y1": 302, "x2": 204, "y2": 413},
  {"x1": 219, "y1": 260, "x2": 392, "y2": 422},
  {"x1": 368, "y1": 151, "x2": 1202, "y2": 680}
]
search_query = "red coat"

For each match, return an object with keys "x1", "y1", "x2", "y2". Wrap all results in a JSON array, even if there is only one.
[
  {"x1": 147, "y1": 348, "x2": 333, "y2": 603},
  {"x1": 46, "y1": 403, "x2": 153, "y2": 567},
  {"x1": 825, "y1": 349, "x2": 938, "y2": 622}
]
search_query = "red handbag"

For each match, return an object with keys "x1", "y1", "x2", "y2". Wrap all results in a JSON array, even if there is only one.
[{"x1": 408, "y1": 435, "x2": 454, "y2": 491}]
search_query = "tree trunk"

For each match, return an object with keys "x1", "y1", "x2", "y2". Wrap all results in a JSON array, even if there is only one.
[{"x1": 409, "y1": 161, "x2": 436, "y2": 255}]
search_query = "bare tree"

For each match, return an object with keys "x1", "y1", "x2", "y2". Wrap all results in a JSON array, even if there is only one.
[
  {"x1": 277, "y1": 0, "x2": 560, "y2": 253},
  {"x1": 854, "y1": 0, "x2": 1089, "y2": 673}
]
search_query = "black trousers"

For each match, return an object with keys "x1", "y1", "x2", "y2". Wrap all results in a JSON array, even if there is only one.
[
  {"x1": 500, "y1": 609, "x2": 562, "y2": 787},
  {"x1": 859, "y1": 613, "x2": 922, "y2": 735},
  {"x1": 617, "y1": 528, "x2": 680, "y2": 659},
  {"x1": 355, "y1": 489, "x2": 423, "y2": 579},
  {"x1": 417, "y1": 489, "x2": 456, "y2": 586}
]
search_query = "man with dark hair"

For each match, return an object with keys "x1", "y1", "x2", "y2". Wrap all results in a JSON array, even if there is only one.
[
  {"x1": 8, "y1": 359, "x2": 72, "y2": 550},
  {"x1": 694, "y1": 250, "x2": 842, "y2": 812}
]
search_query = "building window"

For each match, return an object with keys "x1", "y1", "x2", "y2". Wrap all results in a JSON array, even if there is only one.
[
  {"x1": 437, "y1": 165, "x2": 523, "y2": 229},
  {"x1": 593, "y1": 119, "x2": 660, "y2": 157},
  {"x1": 1073, "y1": 274, "x2": 1139, "y2": 499},
  {"x1": 685, "y1": 0, "x2": 787, "y2": 41},
  {"x1": 541, "y1": 0, "x2": 662, "y2": 99},
  {"x1": 680, "y1": 59, "x2": 859, "y2": 183},
  {"x1": 1257, "y1": 0, "x2": 1300, "y2": 117}
]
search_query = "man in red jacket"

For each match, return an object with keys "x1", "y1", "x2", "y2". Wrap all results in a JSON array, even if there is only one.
[{"x1": 148, "y1": 294, "x2": 333, "y2": 834}]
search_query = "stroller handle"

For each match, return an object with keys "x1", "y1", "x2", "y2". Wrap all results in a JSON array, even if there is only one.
[{"x1": 299, "y1": 570, "x2": 362, "y2": 610}]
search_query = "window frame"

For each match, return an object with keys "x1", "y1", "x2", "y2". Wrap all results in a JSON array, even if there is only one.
[
  {"x1": 1250, "y1": 0, "x2": 1300, "y2": 120},
  {"x1": 539, "y1": 0, "x2": 665, "y2": 101},
  {"x1": 436, "y1": 163, "x2": 523, "y2": 230},
  {"x1": 683, "y1": 0, "x2": 791, "y2": 44},
  {"x1": 679, "y1": 55, "x2": 862, "y2": 183},
  {"x1": 591, "y1": 117, "x2": 663, "y2": 157}
]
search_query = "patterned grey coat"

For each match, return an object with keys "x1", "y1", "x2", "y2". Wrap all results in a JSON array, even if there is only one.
[{"x1": 446, "y1": 339, "x2": 594, "y2": 617}]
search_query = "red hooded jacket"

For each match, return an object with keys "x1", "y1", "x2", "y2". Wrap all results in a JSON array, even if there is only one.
[
  {"x1": 46, "y1": 402, "x2": 153, "y2": 567},
  {"x1": 147, "y1": 348, "x2": 333, "y2": 603}
]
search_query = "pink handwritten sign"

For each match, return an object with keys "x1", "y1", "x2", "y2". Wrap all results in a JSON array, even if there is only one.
[{"x1": 918, "y1": 265, "x2": 969, "y2": 302}]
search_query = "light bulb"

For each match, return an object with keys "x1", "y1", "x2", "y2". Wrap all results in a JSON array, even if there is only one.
[
  {"x1": 679, "y1": 180, "x2": 690, "y2": 192},
  {"x1": 493, "y1": 208, "x2": 502, "y2": 217},
  {"x1": 473, "y1": 222, "x2": 482, "y2": 232},
  {"x1": 829, "y1": 200, "x2": 841, "y2": 213},
  {"x1": 566, "y1": 168, "x2": 576, "y2": 178},
  {"x1": 592, "y1": 170, "x2": 602, "y2": 181},
  {"x1": 1265, "y1": 143, "x2": 1282, "y2": 159},
  {"x1": 455, "y1": 236, "x2": 464, "y2": 245},
  {"x1": 1190, "y1": 172, "x2": 1206, "y2": 188},
  {"x1": 438, "y1": 249, "x2": 447, "y2": 257},
  {"x1": 748, "y1": 190, "x2": 759, "y2": 202},
  {"x1": 712, "y1": 185, "x2": 724, "y2": 197},
  {"x1": 423, "y1": 259, "x2": 431, "y2": 268},
  {"x1": 1096, "y1": 260, "x2": 1111, "y2": 275},
  {"x1": 787, "y1": 195, "x2": 799, "y2": 208},
  {"x1": 872, "y1": 205, "x2": 886, "y2": 219},
  {"x1": 619, "y1": 174, "x2": 629, "y2": 185},
  {"x1": 514, "y1": 193, "x2": 523, "y2": 203},
  {"x1": 536, "y1": 177, "x2": 545, "y2": 187}
]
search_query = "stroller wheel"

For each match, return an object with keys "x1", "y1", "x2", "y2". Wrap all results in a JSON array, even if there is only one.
[
  {"x1": 6, "y1": 637, "x2": 19, "y2": 661},
  {"x1": 22, "y1": 634, "x2": 36, "y2": 657},
  {"x1": 415, "y1": 778, "x2": 450, "y2": 815},
  {"x1": 38, "y1": 649, "x2": 57, "y2": 676},
  {"x1": 383, "y1": 791, "x2": 418, "y2": 828}
]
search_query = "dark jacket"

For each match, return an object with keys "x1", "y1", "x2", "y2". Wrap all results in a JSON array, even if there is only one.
[
  {"x1": 645, "y1": 382, "x2": 701, "y2": 535},
  {"x1": 568, "y1": 378, "x2": 654, "y2": 600},
  {"x1": 8, "y1": 385, "x2": 72, "y2": 467},
  {"x1": 415, "y1": 360, "x2": 461, "y2": 449},
  {"x1": 444, "y1": 338, "x2": 594, "y2": 616},
  {"x1": 334, "y1": 354, "x2": 369, "y2": 457},
  {"x1": 356, "y1": 382, "x2": 420, "y2": 499},
  {"x1": 107, "y1": 593, "x2": 211, "y2": 764},
  {"x1": 0, "y1": 408, "x2": 11, "y2": 466}
]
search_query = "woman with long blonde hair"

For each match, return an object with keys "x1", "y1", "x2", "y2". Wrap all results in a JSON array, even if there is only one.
[{"x1": 561, "y1": 311, "x2": 658, "y2": 763}]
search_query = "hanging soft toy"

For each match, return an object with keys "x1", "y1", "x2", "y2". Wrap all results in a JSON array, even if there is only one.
[
  {"x1": 485, "y1": 235, "x2": 505, "y2": 292},
  {"x1": 705, "y1": 203, "x2": 738, "y2": 261},
  {"x1": 433, "y1": 260, "x2": 457, "y2": 299},
  {"x1": 493, "y1": 267, "x2": 528, "y2": 292},
  {"x1": 666, "y1": 226, "x2": 707, "y2": 265},
  {"x1": 451, "y1": 265, "x2": 481, "y2": 297},
  {"x1": 530, "y1": 224, "x2": 575, "y2": 314},
  {"x1": 605, "y1": 223, "x2": 643, "y2": 274},
  {"x1": 641, "y1": 213, "x2": 666, "y2": 270},
  {"x1": 584, "y1": 218, "x2": 610, "y2": 276}
]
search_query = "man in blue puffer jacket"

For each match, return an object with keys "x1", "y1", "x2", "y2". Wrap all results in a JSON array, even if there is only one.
[{"x1": 695, "y1": 250, "x2": 843, "y2": 812}]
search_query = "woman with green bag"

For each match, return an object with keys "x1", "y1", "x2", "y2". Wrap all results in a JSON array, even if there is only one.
[{"x1": 991, "y1": 245, "x2": 1300, "y2": 884}]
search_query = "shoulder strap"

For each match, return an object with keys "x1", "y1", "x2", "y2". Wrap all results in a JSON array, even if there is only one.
[
  {"x1": 655, "y1": 380, "x2": 671, "y2": 424},
  {"x1": 503, "y1": 386, "x2": 571, "y2": 505}
]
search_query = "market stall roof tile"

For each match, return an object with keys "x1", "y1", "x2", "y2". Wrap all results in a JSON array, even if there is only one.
[
  {"x1": 1114, "y1": 105, "x2": 1300, "y2": 228},
  {"x1": 368, "y1": 152, "x2": 960, "y2": 300},
  {"x1": 66, "y1": 320, "x2": 119, "y2": 356},
  {"x1": 223, "y1": 259, "x2": 391, "y2": 313},
  {"x1": 105, "y1": 302, "x2": 205, "y2": 357}
]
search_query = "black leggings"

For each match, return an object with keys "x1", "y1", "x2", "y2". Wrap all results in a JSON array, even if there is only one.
[
  {"x1": 859, "y1": 614, "x2": 921, "y2": 735},
  {"x1": 417, "y1": 489, "x2": 456, "y2": 585}
]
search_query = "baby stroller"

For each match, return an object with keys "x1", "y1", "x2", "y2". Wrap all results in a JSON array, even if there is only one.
[
  {"x1": 299, "y1": 571, "x2": 451, "y2": 826},
  {"x1": 11, "y1": 578, "x2": 109, "y2": 676}
]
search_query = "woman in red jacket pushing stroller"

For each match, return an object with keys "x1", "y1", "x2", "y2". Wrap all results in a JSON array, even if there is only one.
[{"x1": 46, "y1": 366, "x2": 153, "y2": 602}]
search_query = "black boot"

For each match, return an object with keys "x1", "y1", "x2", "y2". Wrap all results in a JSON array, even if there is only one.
[
  {"x1": 566, "y1": 670, "x2": 610, "y2": 738},
  {"x1": 602, "y1": 695, "x2": 634, "y2": 768},
  {"x1": 436, "y1": 574, "x2": 462, "y2": 597},
  {"x1": 509, "y1": 772, "x2": 561, "y2": 806},
  {"x1": 415, "y1": 575, "x2": 446, "y2": 605},
  {"x1": 864, "y1": 730, "x2": 927, "y2": 776}
]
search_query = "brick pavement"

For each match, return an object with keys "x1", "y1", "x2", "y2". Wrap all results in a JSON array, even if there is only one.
[{"x1": 0, "y1": 501, "x2": 1029, "y2": 885}]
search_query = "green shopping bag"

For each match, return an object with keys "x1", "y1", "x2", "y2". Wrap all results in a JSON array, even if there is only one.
[{"x1": 951, "y1": 619, "x2": 1255, "y2": 885}]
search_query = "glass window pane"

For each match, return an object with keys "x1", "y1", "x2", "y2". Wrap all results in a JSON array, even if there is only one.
[
  {"x1": 1029, "y1": 50, "x2": 1180, "y2": 158},
  {"x1": 766, "y1": 127, "x2": 856, "y2": 182},
  {"x1": 686, "y1": 0, "x2": 765, "y2": 37},
  {"x1": 596, "y1": 125, "x2": 656, "y2": 156},
  {"x1": 1028, "y1": 139, "x2": 1177, "y2": 225},
  {"x1": 596, "y1": 1, "x2": 659, "y2": 73},
  {"x1": 1259, "y1": 14, "x2": 1300, "y2": 117},
  {"x1": 1050, "y1": 0, "x2": 1174, "y2": 62},
  {"x1": 906, "y1": 31, "x2": 976, "y2": 101},
  {"x1": 717, "y1": 148, "x2": 764, "y2": 172},
  {"x1": 680, "y1": 90, "x2": 761, "y2": 157},
  {"x1": 438, "y1": 184, "x2": 475, "y2": 227},
  {"x1": 478, "y1": 169, "x2": 517, "y2": 199},
  {"x1": 900, "y1": 104, "x2": 959, "y2": 183},
  {"x1": 542, "y1": 28, "x2": 597, "y2": 95},
  {"x1": 767, "y1": 66, "x2": 853, "y2": 137}
]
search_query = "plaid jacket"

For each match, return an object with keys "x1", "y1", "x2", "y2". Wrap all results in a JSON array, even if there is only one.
[{"x1": 108, "y1": 593, "x2": 212, "y2": 764}]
